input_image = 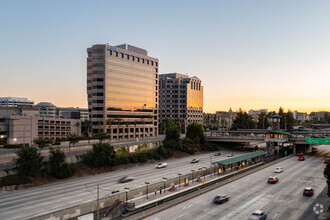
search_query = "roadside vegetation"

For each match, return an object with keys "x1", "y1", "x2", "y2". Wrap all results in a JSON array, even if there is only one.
[{"x1": 0, "y1": 120, "x2": 220, "y2": 188}]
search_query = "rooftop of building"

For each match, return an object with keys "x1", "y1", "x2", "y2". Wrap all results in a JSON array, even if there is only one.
[
  {"x1": 0, "y1": 97, "x2": 33, "y2": 102},
  {"x1": 35, "y1": 102, "x2": 56, "y2": 107}
]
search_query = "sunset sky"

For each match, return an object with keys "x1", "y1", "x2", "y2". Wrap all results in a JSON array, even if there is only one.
[{"x1": 1, "y1": 0, "x2": 330, "y2": 113}]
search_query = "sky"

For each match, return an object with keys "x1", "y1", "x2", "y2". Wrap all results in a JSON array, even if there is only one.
[{"x1": 1, "y1": 0, "x2": 330, "y2": 113}]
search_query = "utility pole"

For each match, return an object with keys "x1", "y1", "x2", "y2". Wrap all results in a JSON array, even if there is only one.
[{"x1": 97, "y1": 183, "x2": 99, "y2": 220}]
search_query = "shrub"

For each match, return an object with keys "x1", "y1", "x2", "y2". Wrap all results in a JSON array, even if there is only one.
[
  {"x1": 53, "y1": 163, "x2": 76, "y2": 179},
  {"x1": 1, "y1": 175, "x2": 31, "y2": 186},
  {"x1": 15, "y1": 146, "x2": 43, "y2": 176},
  {"x1": 4, "y1": 144, "x2": 28, "y2": 149}
]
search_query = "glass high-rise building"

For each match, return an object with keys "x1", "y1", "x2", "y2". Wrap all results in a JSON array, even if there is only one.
[
  {"x1": 159, "y1": 73, "x2": 203, "y2": 132},
  {"x1": 87, "y1": 44, "x2": 159, "y2": 139}
]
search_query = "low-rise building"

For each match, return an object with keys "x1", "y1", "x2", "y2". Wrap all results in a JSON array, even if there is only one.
[
  {"x1": 0, "y1": 106, "x2": 81, "y2": 145},
  {"x1": 0, "y1": 97, "x2": 34, "y2": 107}
]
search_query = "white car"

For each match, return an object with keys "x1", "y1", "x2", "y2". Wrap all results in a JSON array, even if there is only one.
[
  {"x1": 274, "y1": 167, "x2": 283, "y2": 173},
  {"x1": 226, "y1": 153, "x2": 234, "y2": 157},
  {"x1": 156, "y1": 162, "x2": 168, "y2": 169}
]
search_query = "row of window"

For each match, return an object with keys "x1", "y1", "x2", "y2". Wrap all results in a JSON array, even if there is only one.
[{"x1": 108, "y1": 49, "x2": 158, "y2": 67}]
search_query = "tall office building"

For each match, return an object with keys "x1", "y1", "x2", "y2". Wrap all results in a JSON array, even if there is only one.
[
  {"x1": 159, "y1": 73, "x2": 203, "y2": 129},
  {"x1": 87, "y1": 44, "x2": 159, "y2": 139}
]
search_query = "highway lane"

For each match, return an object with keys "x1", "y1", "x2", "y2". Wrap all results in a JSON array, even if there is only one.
[
  {"x1": 0, "y1": 149, "x2": 245, "y2": 219},
  {"x1": 148, "y1": 145, "x2": 330, "y2": 220}
]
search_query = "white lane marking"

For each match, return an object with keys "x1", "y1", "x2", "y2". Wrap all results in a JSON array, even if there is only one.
[
  {"x1": 271, "y1": 212, "x2": 280, "y2": 219},
  {"x1": 177, "y1": 211, "x2": 189, "y2": 219}
]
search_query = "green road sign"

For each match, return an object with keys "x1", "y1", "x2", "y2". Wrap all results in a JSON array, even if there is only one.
[
  {"x1": 306, "y1": 138, "x2": 321, "y2": 144},
  {"x1": 306, "y1": 138, "x2": 330, "y2": 144}
]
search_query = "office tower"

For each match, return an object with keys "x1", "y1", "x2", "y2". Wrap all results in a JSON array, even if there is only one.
[
  {"x1": 87, "y1": 44, "x2": 159, "y2": 139},
  {"x1": 159, "y1": 73, "x2": 203, "y2": 132}
]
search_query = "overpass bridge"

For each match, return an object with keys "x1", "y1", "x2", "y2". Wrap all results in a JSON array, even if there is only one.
[{"x1": 205, "y1": 130, "x2": 330, "y2": 155}]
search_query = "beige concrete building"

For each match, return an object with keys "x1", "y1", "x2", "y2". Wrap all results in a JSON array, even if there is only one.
[
  {"x1": 0, "y1": 106, "x2": 81, "y2": 145},
  {"x1": 159, "y1": 73, "x2": 203, "y2": 131},
  {"x1": 87, "y1": 44, "x2": 159, "y2": 139},
  {"x1": 203, "y1": 109, "x2": 237, "y2": 131}
]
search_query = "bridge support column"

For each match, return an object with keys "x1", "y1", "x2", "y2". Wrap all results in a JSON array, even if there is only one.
[{"x1": 293, "y1": 144, "x2": 296, "y2": 155}]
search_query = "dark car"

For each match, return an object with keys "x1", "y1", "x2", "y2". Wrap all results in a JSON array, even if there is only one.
[
  {"x1": 213, "y1": 195, "x2": 230, "y2": 204},
  {"x1": 312, "y1": 147, "x2": 318, "y2": 153},
  {"x1": 214, "y1": 152, "x2": 221, "y2": 156},
  {"x1": 118, "y1": 176, "x2": 134, "y2": 183},
  {"x1": 297, "y1": 152, "x2": 303, "y2": 156},
  {"x1": 324, "y1": 158, "x2": 330, "y2": 164},
  {"x1": 303, "y1": 187, "x2": 314, "y2": 196},
  {"x1": 191, "y1": 158, "x2": 199, "y2": 163},
  {"x1": 248, "y1": 210, "x2": 267, "y2": 220},
  {"x1": 298, "y1": 156, "x2": 305, "y2": 161},
  {"x1": 267, "y1": 176, "x2": 278, "y2": 184}
]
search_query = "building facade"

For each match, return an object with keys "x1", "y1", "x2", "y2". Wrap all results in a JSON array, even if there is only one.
[
  {"x1": 87, "y1": 44, "x2": 159, "y2": 139},
  {"x1": 159, "y1": 73, "x2": 203, "y2": 130},
  {"x1": 0, "y1": 97, "x2": 34, "y2": 107},
  {"x1": 35, "y1": 102, "x2": 88, "y2": 121},
  {"x1": 0, "y1": 106, "x2": 80, "y2": 145},
  {"x1": 203, "y1": 109, "x2": 236, "y2": 131}
]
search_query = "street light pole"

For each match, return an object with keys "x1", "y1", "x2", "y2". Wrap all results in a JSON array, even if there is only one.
[
  {"x1": 178, "y1": 173, "x2": 182, "y2": 188},
  {"x1": 97, "y1": 183, "x2": 100, "y2": 220},
  {"x1": 145, "y1": 182, "x2": 150, "y2": 199},
  {"x1": 124, "y1": 187, "x2": 130, "y2": 202},
  {"x1": 163, "y1": 177, "x2": 167, "y2": 193},
  {"x1": 203, "y1": 167, "x2": 207, "y2": 180},
  {"x1": 191, "y1": 170, "x2": 195, "y2": 183}
]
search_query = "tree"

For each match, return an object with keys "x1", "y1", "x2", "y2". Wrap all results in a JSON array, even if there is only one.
[
  {"x1": 257, "y1": 112, "x2": 270, "y2": 129},
  {"x1": 82, "y1": 143, "x2": 116, "y2": 166},
  {"x1": 323, "y1": 163, "x2": 330, "y2": 198},
  {"x1": 34, "y1": 137, "x2": 52, "y2": 151},
  {"x1": 15, "y1": 146, "x2": 43, "y2": 176},
  {"x1": 220, "y1": 119, "x2": 227, "y2": 131},
  {"x1": 93, "y1": 132, "x2": 110, "y2": 143},
  {"x1": 186, "y1": 122, "x2": 205, "y2": 144},
  {"x1": 49, "y1": 147, "x2": 76, "y2": 179},
  {"x1": 66, "y1": 134, "x2": 81, "y2": 151},
  {"x1": 81, "y1": 119, "x2": 91, "y2": 137},
  {"x1": 231, "y1": 109, "x2": 256, "y2": 130},
  {"x1": 106, "y1": 118, "x2": 112, "y2": 140},
  {"x1": 74, "y1": 122, "x2": 81, "y2": 134}
]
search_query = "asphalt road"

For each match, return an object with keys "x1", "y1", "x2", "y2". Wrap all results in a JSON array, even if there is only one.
[
  {"x1": 0, "y1": 149, "x2": 244, "y2": 220},
  {"x1": 148, "y1": 145, "x2": 330, "y2": 220}
]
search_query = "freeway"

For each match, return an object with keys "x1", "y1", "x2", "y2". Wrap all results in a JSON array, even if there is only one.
[
  {"x1": 0, "y1": 135, "x2": 167, "y2": 171},
  {"x1": 0, "y1": 149, "x2": 245, "y2": 219},
  {"x1": 148, "y1": 145, "x2": 330, "y2": 220}
]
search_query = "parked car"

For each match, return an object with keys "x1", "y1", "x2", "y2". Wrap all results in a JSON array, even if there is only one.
[
  {"x1": 324, "y1": 158, "x2": 330, "y2": 164},
  {"x1": 248, "y1": 210, "x2": 267, "y2": 220},
  {"x1": 267, "y1": 176, "x2": 279, "y2": 184},
  {"x1": 156, "y1": 162, "x2": 168, "y2": 168},
  {"x1": 214, "y1": 152, "x2": 221, "y2": 156},
  {"x1": 298, "y1": 156, "x2": 305, "y2": 161},
  {"x1": 191, "y1": 158, "x2": 199, "y2": 163},
  {"x1": 303, "y1": 187, "x2": 314, "y2": 196},
  {"x1": 274, "y1": 167, "x2": 283, "y2": 173},
  {"x1": 213, "y1": 195, "x2": 230, "y2": 204},
  {"x1": 226, "y1": 153, "x2": 234, "y2": 157},
  {"x1": 297, "y1": 152, "x2": 303, "y2": 156},
  {"x1": 118, "y1": 176, "x2": 134, "y2": 183}
]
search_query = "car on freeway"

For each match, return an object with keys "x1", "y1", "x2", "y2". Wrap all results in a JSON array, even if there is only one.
[
  {"x1": 298, "y1": 156, "x2": 305, "y2": 161},
  {"x1": 118, "y1": 176, "x2": 134, "y2": 183},
  {"x1": 214, "y1": 152, "x2": 221, "y2": 156},
  {"x1": 274, "y1": 167, "x2": 283, "y2": 173},
  {"x1": 324, "y1": 158, "x2": 330, "y2": 164},
  {"x1": 303, "y1": 187, "x2": 314, "y2": 196},
  {"x1": 297, "y1": 152, "x2": 303, "y2": 156},
  {"x1": 213, "y1": 195, "x2": 230, "y2": 204},
  {"x1": 226, "y1": 153, "x2": 234, "y2": 157},
  {"x1": 191, "y1": 158, "x2": 199, "y2": 163},
  {"x1": 156, "y1": 162, "x2": 168, "y2": 168},
  {"x1": 248, "y1": 210, "x2": 267, "y2": 220},
  {"x1": 267, "y1": 176, "x2": 279, "y2": 184},
  {"x1": 312, "y1": 147, "x2": 318, "y2": 153}
]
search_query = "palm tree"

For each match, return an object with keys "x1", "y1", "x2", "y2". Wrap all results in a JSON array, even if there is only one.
[
  {"x1": 74, "y1": 122, "x2": 81, "y2": 134},
  {"x1": 106, "y1": 118, "x2": 112, "y2": 140},
  {"x1": 96, "y1": 120, "x2": 102, "y2": 133}
]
